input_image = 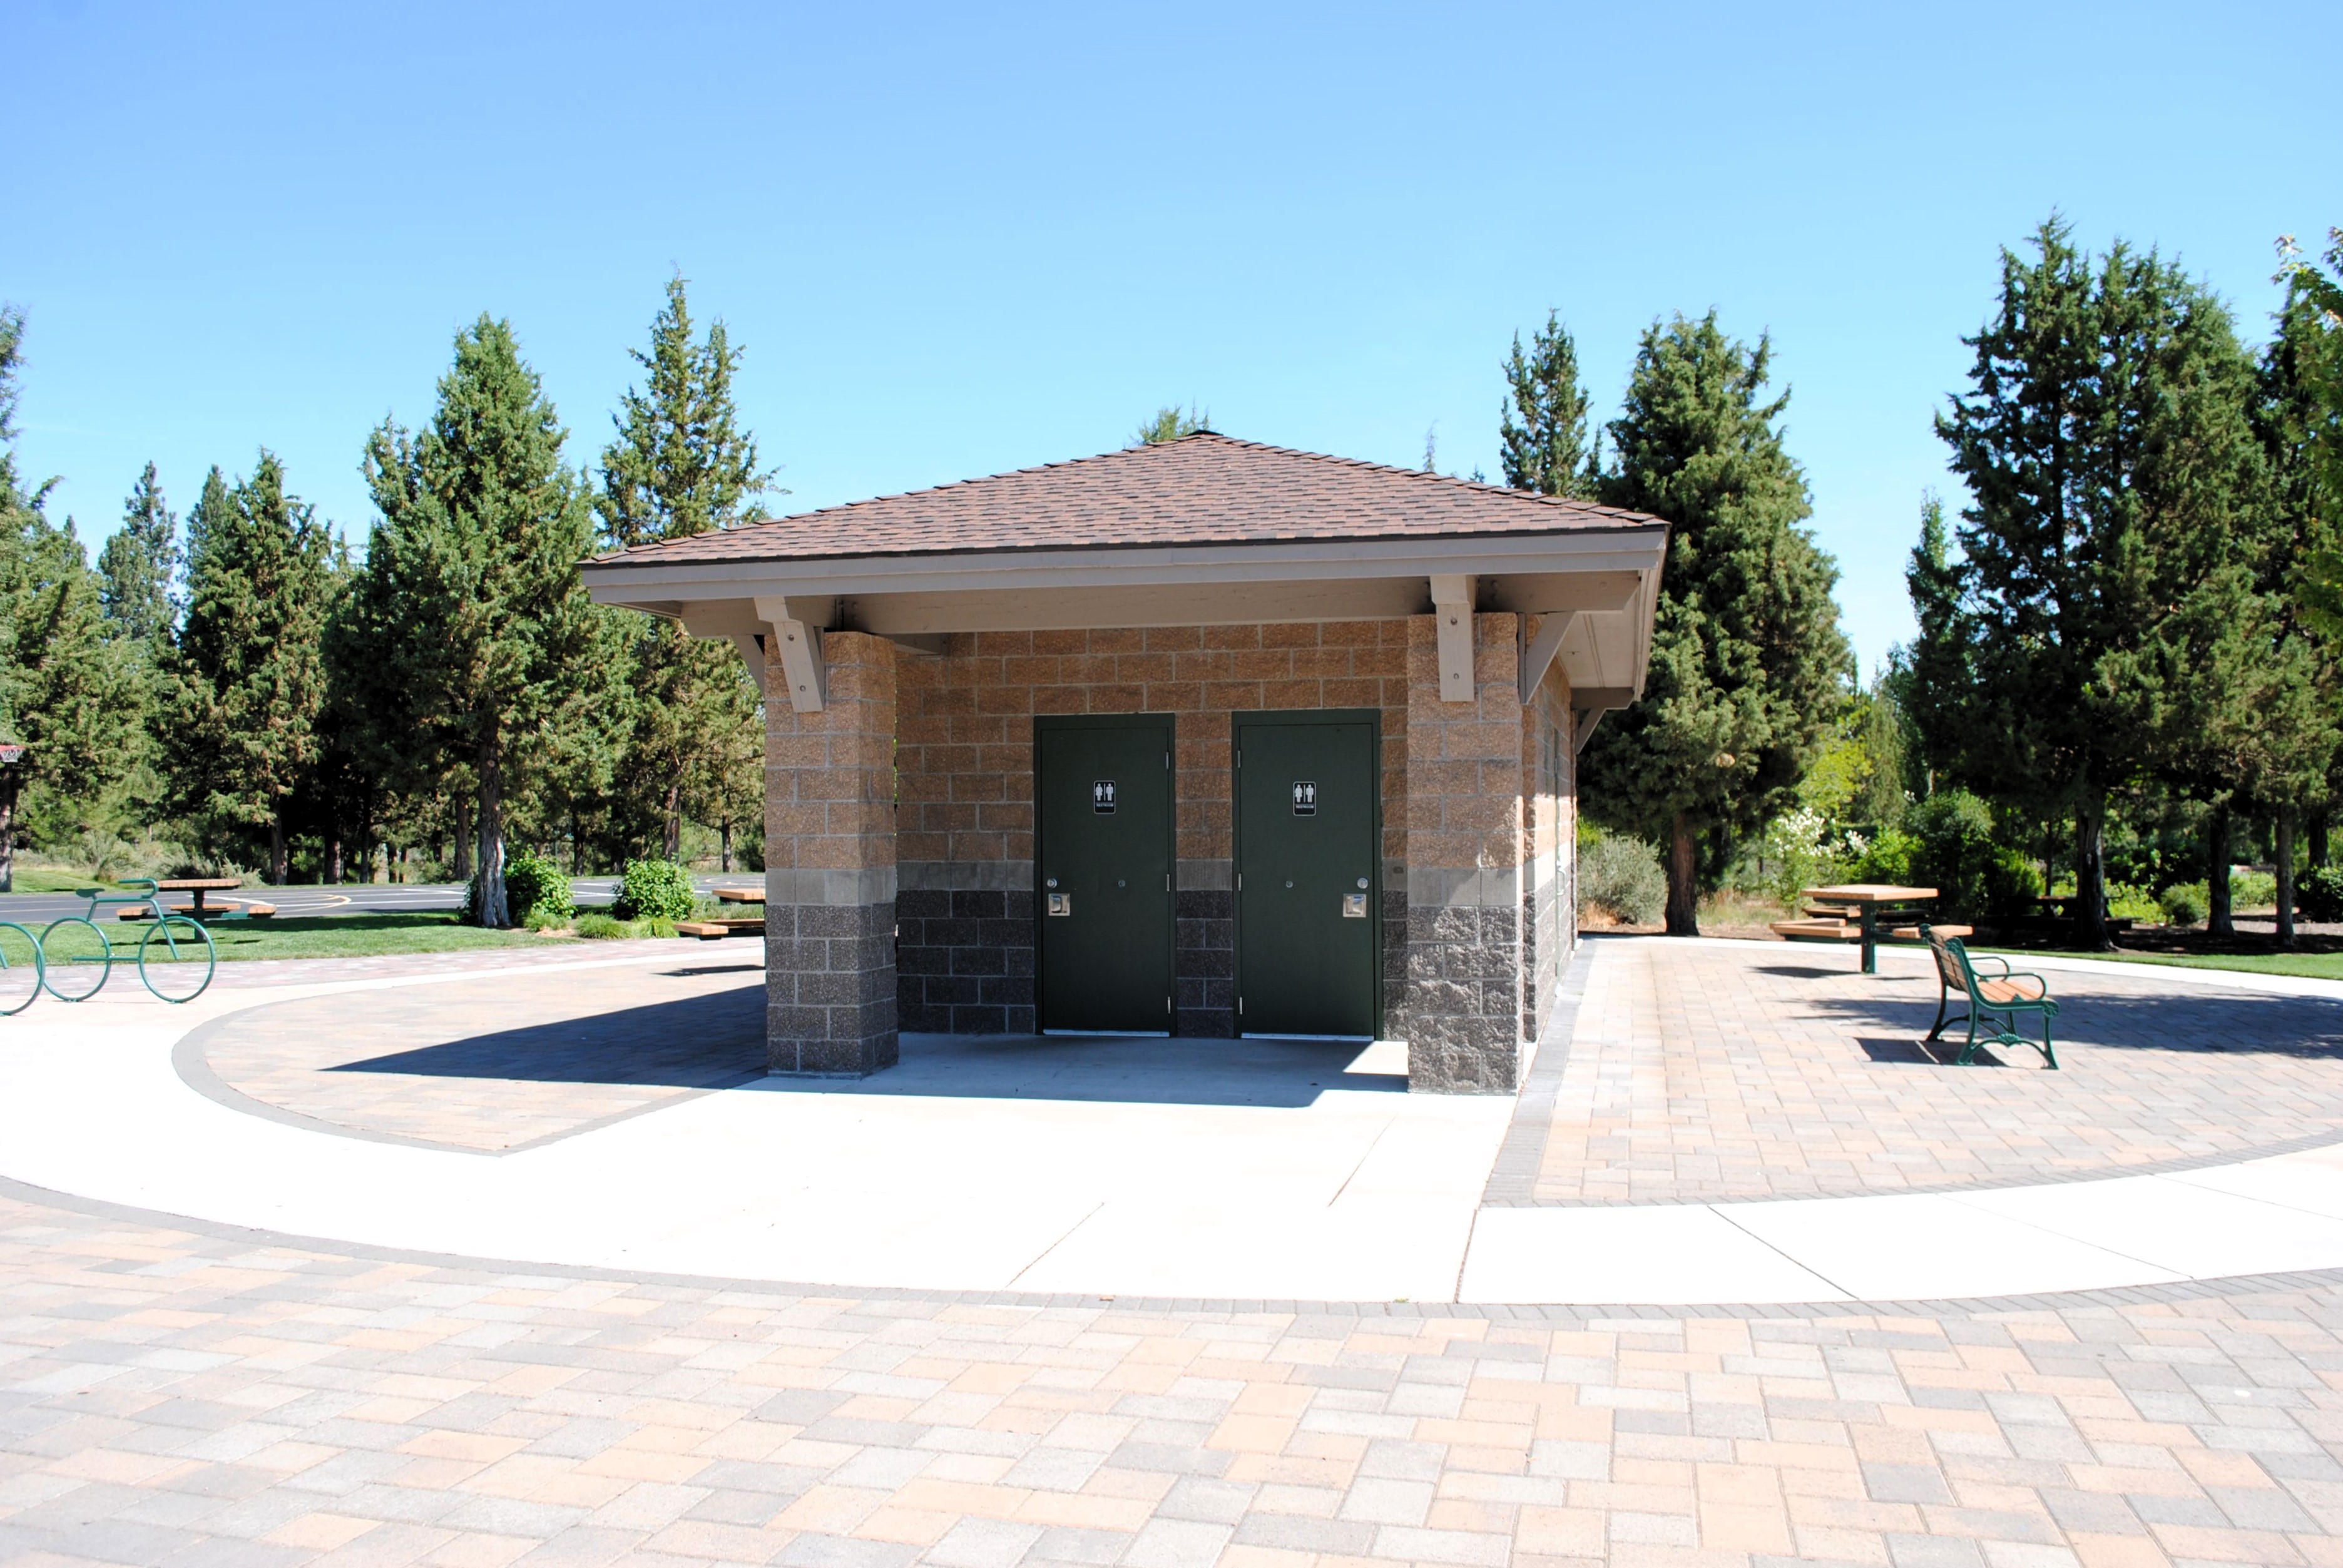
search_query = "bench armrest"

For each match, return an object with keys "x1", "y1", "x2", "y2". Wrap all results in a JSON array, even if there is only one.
[{"x1": 1967, "y1": 954, "x2": 2013, "y2": 975}]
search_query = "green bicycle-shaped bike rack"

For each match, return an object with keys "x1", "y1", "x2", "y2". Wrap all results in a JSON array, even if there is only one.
[
  {"x1": 0, "y1": 919, "x2": 42, "y2": 1016},
  {"x1": 39, "y1": 877, "x2": 217, "y2": 1004}
]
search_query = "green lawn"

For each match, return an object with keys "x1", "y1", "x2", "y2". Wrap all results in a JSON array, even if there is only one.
[
  {"x1": 1988, "y1": 947, "x2": 2343, "y2": 982},
  {"x1": 178, "y1": 913, "x2": 590, "y2": 962},
  {"x1": 6, "y1": 868, "x2": 130, "y2": 895}
]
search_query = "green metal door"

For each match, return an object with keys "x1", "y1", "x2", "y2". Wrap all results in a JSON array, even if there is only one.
[
  {"x1": 1234, "y1": 711, "x2": 1380, "y2": 1037},
  {"x1": 1034, "y1": 715, "x2": 1175, "y2": 1033}
]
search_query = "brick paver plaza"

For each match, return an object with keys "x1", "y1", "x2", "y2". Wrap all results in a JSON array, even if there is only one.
[{"x1": 8, "y1": 935, "x2": 2343, "y2": 1564}]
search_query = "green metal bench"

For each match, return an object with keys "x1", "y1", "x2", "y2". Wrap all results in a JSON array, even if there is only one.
[{"x1": 1919, "y1": 924, "x2": 2058, "y2": 1069}]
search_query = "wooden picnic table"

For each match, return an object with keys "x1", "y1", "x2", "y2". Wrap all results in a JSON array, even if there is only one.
[
  {"x1": 1800, "y1": 883, "x2": 1939, "y2": 975},
  {"x1": 154, "y1": 877, "x2": 242, "y2": 920},
  {"x1": 710, "y1": 887, "x2": 764, "y2": 905}
]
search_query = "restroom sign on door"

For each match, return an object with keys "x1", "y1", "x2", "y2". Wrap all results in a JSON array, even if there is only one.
[
  {"x1": 1091, "y1": 780, "x2": 1116, "y2": 814},
  {"x1": 1291, "y1": 780, "x2": 1317, "y2": 816}
]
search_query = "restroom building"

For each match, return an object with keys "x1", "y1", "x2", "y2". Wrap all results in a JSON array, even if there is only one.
[{"x1": 579, "y1": 433, "x2": 1665, "y2": 1092}]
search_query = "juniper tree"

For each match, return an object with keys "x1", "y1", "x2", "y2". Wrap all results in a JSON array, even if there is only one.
[
  {"x1": 359, "y1": 316, "x2": 606, "y2": 925},
  {"x1": 1580, "y1": 312, "x2": 1852, "y2": 934},
  {"x1": 592, "y1": 278, "x2": 775, "y2": 860},
  {"x1": 1498, "y1": 311, "x2": 1598, "y2": 497},
  {"x1": 160, "y1": 456, "x2": 337, "y2": 882},
  {"x1": 1924, "y1": 218, "x2": 2308, "y2": 948}
]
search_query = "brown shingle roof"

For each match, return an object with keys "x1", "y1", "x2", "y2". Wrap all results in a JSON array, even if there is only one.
[{"x1": 594, "y1": 432, "x2": 1658, "y2": 564}]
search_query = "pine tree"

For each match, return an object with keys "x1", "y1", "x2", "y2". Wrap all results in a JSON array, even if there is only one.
[
  {"x1": 1925, "y1": 218, "x2": 2285, "y2": 947},
  {"x1": 0, "y1": 306, "x2": 144, "y2": 885},
  {"x1": 98, "y1": 462, "x2": 178, "y2": 646},
  {"x1": 1580, "y1": 312, "x2": 1852, "y2": 934},
  {"x1": 1133, "y1": 405, "x2": 1210, "y2": 445},
  {"x1": 1498, "y1": 311, "x2": 1598, "y2": 497},
  {"x1": 360, "y1": 315, "x2": 606, "y2": 925},
  {"x1": 160, "y1": 456, "x2": 337, "y2": 882},
  {"x1": 2278, "y1": 230, "x2": 2343, "y2": 639},
  {"x1": 596, "y1": 276, "x2": 778, "y2": 547},
  {"x1": 596, "y1": 277, "x2": 775, "y2": 861}
]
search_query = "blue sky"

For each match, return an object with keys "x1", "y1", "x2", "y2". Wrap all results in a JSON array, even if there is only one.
[{"x1": 7, "y1": 1, "x2": 2337, "y2": 675}]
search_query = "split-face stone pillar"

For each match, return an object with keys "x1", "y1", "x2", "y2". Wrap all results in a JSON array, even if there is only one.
[
  {"x1": 1402, "y1": 611, "x2": 1527, "y2": 1092},
  {"x1": 763, "y1": 630, "x2": 899, "y2": 1076}
]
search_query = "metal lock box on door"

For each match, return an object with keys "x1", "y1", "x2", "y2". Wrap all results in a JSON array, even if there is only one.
[
  {"x1": 1233, "y1": 710, "x2": 1381, "y2": 1039},
  {"x1": 1034, "y1": 715, "x2": 1175, "y2": 1034}
]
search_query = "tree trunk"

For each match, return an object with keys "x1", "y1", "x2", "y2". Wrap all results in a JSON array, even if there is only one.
[
  {"x1": 475, "y1": 746, "x2": 508, "y2": 928},
  {"x1": 1665, "y1": 810, "x2": 1700, "y2": 936},
  {"x1": 2073, "y1": 796, "x2": 2111, "y2": 951},
  {"x1": 2207, "y1": 806, "x2": 2234, "y2": 937},
  {"x1": 720, "y1": 818, "x2": 732, "y2": 875},
  {"x1": 0, "y1": 778, "x2": 15, "y2": 894},
  {"x1": 2277, "y1": 805, "x2": 2299, "y2": 948},
  {"x1": 326, "y1": 835, "x2": 343, "y2": 885},
  {"x1": 452, "y1": 798, "x2": 472, "y2": 883},
  {"x1": 663, "y1": 781, "x2": 683, "y2": 863},
  {"x1": 270, "y1": 812, "x2": 287, "y2": 887}
]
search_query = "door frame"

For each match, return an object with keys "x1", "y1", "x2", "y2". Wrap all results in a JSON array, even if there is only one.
[
  {"x1": 1031, "y1": 712, "x2": 1178, "y2": 1034},
  {"x1": 1231, "y1": 708, "x2": 1384, "y2": 1038}
]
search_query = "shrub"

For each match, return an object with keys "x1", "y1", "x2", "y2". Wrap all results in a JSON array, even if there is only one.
[
  {"x1": 2158, "y1": 881, "x2": 2210, "y2": 927},
  {"x1": 2230, "y1": 868, "x2": 2278, "y2": 911},
  {"x1": 460, "y1": 847, "x2": 574, "y2": 928},
  {"x1": 573, "y1": 911, "x2": 627, "y2": 939},
  {"x1": 1904, "y1": 791, "x2": 2039, "y2": 922},
  {"x1": 2300, "y1": 866, "x2": 2343, "y2": 924},
  {"x1": 2105, "y1": 882, "x2": 2162, "y2": 923},
  {"x1": 1578, "y1": 832, "x2": 1665, "y2": 925},
  {"x1": 1849, "y1": 826, "x2": 1919, "y2": 887},
  {"x1": 612, "y1": 858, "x2": 694, "y2": 921}
]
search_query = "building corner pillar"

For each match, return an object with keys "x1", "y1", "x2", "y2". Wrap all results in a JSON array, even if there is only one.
[
  {"x1": 763, "y1": 629, "x2": 899, "y2": 1076},
  {"x1": 1401, "y1": 611, "x2": 1526, "y2": 1093}
]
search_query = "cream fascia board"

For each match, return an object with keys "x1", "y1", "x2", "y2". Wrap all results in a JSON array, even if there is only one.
[{"x1": 581, "y1": 527, "x2": 1667, "y2": 606}]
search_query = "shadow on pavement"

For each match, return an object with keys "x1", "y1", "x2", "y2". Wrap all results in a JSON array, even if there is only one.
[
  {"x1": 1811, "y1": 988, "x2": 2343, "y2": 1059},
  {"x1": 330, "y1": 982, "x2": 1402, "y2": 1107}
]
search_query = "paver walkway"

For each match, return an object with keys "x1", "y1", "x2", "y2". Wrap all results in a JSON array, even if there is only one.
[
  {"x1": 1510, "y1": 939, "x2": 2343, "y2": 1205},
  {"x1": 8, "y1": 1184, "x2": 2343, "y2": 1568},
  {"x1": 193, "y1": 962, "x2": 768, "y2": 1151}
]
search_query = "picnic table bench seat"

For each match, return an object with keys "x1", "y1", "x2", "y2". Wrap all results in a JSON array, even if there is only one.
[
  {"x1": 1771, "y1": 918, "x2": 1861, "y2": 941},
  {"x1": 676, "y1": 917, "x2": 764, "y2": 940}
]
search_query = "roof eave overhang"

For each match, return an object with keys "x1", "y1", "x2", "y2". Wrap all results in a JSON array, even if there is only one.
[{"x1": 580, "y1": 524, "x2": 1669, "y2": 705}]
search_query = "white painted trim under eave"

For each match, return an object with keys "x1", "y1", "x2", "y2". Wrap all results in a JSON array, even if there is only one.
[{"x1": 579, "y1": 526, "x2": 1667, "y2": 603}]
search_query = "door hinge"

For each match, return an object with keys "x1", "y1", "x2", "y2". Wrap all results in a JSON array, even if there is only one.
[
  {"x1": 1238, "y1": 997, "x2": 1245, "y2": 1015},
  {"x1": 1165, "y1": 996, "x2": 1172, "y2": 1014}
]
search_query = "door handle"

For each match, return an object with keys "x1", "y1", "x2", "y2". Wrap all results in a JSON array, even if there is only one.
[
  {"x1": 1342, "y1": 893, "x2": 1367, "y2": 918},
  {"x1": 1047, "y1": 893, "x2": 1071, "y2": 917}
]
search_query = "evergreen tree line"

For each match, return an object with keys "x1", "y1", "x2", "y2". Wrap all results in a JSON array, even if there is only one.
[{"x1": 0, "y1": 278, "x2": 771, "y2": 921}]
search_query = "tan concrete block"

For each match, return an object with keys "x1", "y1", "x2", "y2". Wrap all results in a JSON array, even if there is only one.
[{"x1": 1032, "y1": 628, "x2": 1090, "y2": 655}]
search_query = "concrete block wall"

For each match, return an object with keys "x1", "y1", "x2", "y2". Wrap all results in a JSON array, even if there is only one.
[
  {"x1": 1401, "y1": 612, "x2": 1531, "y2": 1092},
  {"x1": 761, "y1": 631, "x2": 900, "y2": 1076},
  {"x1": 894, "y1": 622, "x2": 1412, "y2": 1038},
  {"x1": 1523, "y1": 627, "x2": 1575, "y2": 1048}
]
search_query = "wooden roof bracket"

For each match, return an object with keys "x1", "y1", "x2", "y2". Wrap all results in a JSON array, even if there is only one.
[
  {"x1": 754, "y1": 595, "x2": 829, "y2": 713},
  {"x1": 1429, "y1": 574, "x2": 1477, "y2": 704},
  {"x1": 1518, "y1": 611, "x2": 1575, "y2": 705}
]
